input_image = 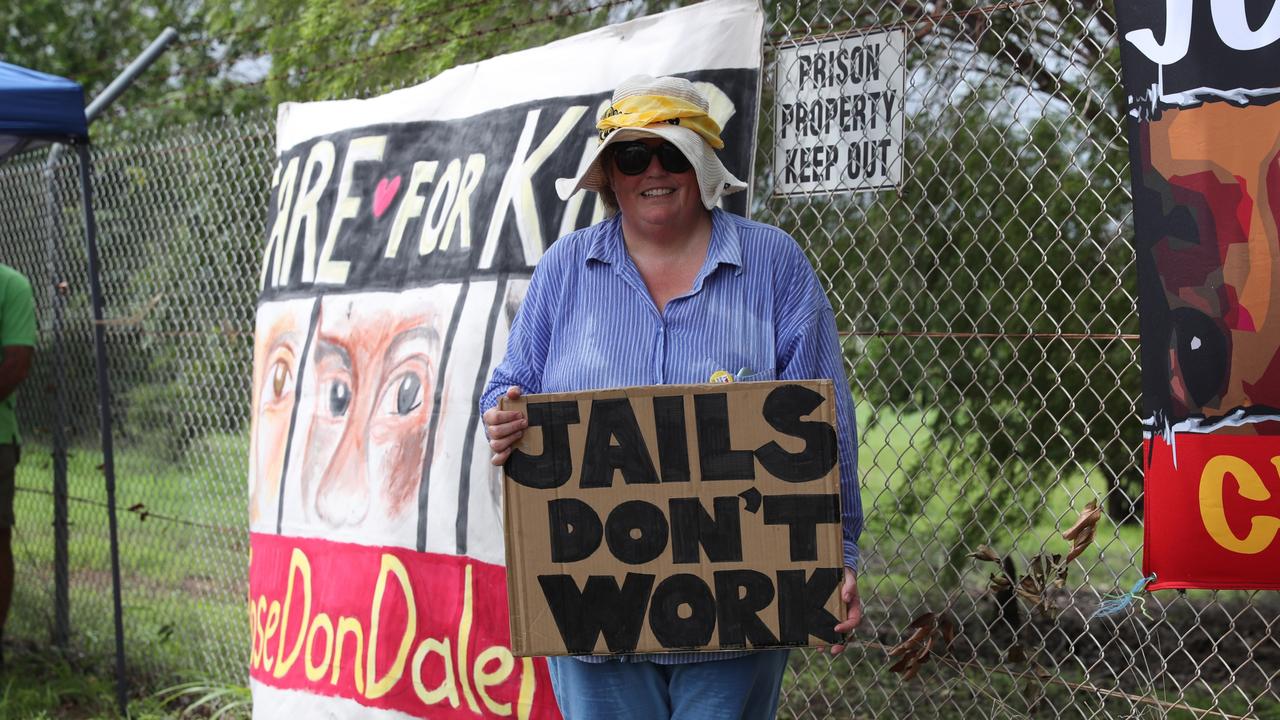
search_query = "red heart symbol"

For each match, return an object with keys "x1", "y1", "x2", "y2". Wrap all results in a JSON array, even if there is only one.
[{"x1": 373, "y1": 175, "x2": 402, "y2": 219}]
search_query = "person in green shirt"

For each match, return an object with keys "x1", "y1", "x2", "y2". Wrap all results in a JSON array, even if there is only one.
[{"x1": 0, "y1": 263, "x2": 36, "y2": 650}]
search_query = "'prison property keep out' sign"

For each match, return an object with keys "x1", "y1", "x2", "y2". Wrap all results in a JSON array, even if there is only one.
[
  {"x1": 501, "y1": 381, "x2": 846, "y2": 657},
  {"x1": 774, "y1": 28, "x2": 906, "y2": 195}
]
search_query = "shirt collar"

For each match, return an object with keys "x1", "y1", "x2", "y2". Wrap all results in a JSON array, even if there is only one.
[
  {"x1": 706, "y1": 208, "x2": 744, "y2": 277},
  {"x1": 585, "y1": 214, "x2": 625, "y2": 266},
  {"x1": 584, "y1": 208, "x2": 744, "y2": 277}
]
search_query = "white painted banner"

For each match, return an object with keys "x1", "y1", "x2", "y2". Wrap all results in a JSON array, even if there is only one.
[{"x1": 246, "y1": 1, "x2": 763, "y2": 717}]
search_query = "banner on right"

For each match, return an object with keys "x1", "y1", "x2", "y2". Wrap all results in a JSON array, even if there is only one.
[{"x1": 1116, "y1": 1, "x2": 1280, "y2": 590}]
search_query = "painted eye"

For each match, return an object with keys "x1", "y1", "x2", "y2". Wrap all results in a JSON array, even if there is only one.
[
  {"x1": 1169, "y1": 307, "x2": 1228, "y2": 410},
  {"x1": 261, "y1": 354, "x2": 295, "y2": 408},
  {"x1": 376, "y1": 369, "x2": 426, "y2": 418},
  {"x1": 329, "y1": 381, "x2": 352, "y2": 417},
  {"x1": 395, "y1": 373, "x2": 422, "y2": 416},
  {"x1": 270, "y1": 360, "x2": 292, "y2": 399}
]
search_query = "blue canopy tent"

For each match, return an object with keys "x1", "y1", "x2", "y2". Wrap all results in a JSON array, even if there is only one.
[
  {"x1": 0, "y1": 62, "x2": 90, "y2": 159},
  {"x1": 0, "y1": 61, "x2": 128, "y2": 712}
]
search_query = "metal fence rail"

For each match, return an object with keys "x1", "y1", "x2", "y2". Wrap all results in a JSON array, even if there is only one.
[{"x1": 0, "y1": 1, "x2": 1276, "y2": 717}]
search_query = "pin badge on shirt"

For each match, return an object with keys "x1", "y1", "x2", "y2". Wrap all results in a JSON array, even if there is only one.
[{"x1": 709, "y1": 367, "x2": 753, "y2": 384}]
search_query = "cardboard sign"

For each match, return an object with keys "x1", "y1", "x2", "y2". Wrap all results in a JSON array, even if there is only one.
[
  {"x1": 501, "y1": 380, "x2": 845, "y2": 657},
  {"x1": 773, "y1": 28, "x2": 906, "y2": 195}
]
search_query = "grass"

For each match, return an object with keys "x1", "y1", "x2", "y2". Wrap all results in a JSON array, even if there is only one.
[
  {"x1": 0, "y1": 642, "x2": 136, "y2": 719},
  {"x1": 0, "y1": 640, "x2": 249, "y2": 719},
  {"x1": 9, "y1": 432, "x2": 250, "y2": 691},
  {"x1": 782, "y1": 649, "x2": 1280, "y2": 719},
  {"x1": 855, "y1": 401, "x2": 1183, "y2": 599}
]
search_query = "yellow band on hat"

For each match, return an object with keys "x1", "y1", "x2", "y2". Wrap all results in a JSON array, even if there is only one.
[{"x1": 597, "y1": 94, "x2": 724, "y2": 149}]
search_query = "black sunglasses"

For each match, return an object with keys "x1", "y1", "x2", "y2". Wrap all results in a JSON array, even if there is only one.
[{"x1": 610, "y1": 141, "x2": 692, "y2": 175}]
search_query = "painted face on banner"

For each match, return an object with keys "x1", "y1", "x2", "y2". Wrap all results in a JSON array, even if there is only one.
[
  {"x1": 1138, "y1": 102, "x2": 1280, "y2": 421},
  {"x1": 293, "y1": 291, "x2": 446, "y2": 538},
  {"x1": 248, "y1": 299, "x2": 313, "y2": 528}
]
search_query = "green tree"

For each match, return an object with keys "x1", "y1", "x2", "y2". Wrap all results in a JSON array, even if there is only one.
[
  {"x1": 200, "y1": 0, "x2": 660, "y2": 106},
  {"x1": 760, "y1": 1, "x2": 1140, "y2": 579},
  {"x1": 0, "y1": 0, "x2": 270, "y2": 129},
  {"x1": 851, "y1": 94, "x2": 1135, "y2": 573},
  {"x1": 5, "y1": 0, "x2": 678, "y2": 456}
]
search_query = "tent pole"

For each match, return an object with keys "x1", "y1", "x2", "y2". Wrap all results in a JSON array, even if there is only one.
[{"x1": 73, "y1": 141, "x2": 128, "y2": 716}]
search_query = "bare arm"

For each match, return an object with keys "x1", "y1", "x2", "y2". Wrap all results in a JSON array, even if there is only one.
[{"x1": 0, "y1": 346, "x2": 33, "y2": 403}]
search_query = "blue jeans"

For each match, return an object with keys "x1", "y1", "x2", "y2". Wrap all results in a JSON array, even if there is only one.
[{"x1": 547, "y1": 651, "x2": 791, "y2": 720}]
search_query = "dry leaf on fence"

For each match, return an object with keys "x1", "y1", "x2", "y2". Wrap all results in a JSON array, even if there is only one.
[
  {"x1": 988, "y1": 572, "x2": 1012, "y2": 594},
  {"x1": 1062, "y1": 500, "x2": 1102, "y2": 541},
  {"x1": 1062, "y1": 501, "x2": 1102, "y2": 563},
  {"x1": 887, "y1": 612, "x2": 956, "y2": 683},
  {"x1": 968, "y1": 544, "x2": 1001, "y2": 563},
  {"x1": 975, "y1": 500, "x2": 1104, "y2": 620}
]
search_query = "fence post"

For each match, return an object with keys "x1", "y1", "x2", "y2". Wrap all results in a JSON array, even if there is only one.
[
  {"x1": 40, "y1": 152, "x2": 70, "y2": 650},
  {"x1": 37, "y1": 24, "x2": 179, "y2": 690}
]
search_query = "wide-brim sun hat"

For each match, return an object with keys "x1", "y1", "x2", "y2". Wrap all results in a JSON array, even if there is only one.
[{"x1": 555, "y1": 75, "x2": 746, "y2": 210}]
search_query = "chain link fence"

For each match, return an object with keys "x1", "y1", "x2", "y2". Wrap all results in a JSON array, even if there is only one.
[
  {"x1": 0, "y1": 0, "x2": 1276, "y2": 717},
  {"x1": 1, "y1": 114, "x2": 273, "y2": 684}
]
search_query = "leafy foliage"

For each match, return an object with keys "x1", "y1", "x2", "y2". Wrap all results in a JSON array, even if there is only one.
[
  {"x1": 766, "y1": 84, "x2": 1137, "y2": 576},
  {"x1": 200, "y1": 0, "x2": 666, "y2": 106},
  {"x1": 763, "y1": 2, "x2": 1141, "y2": 550},
  {"x1": 10, "y1": 1, "x2": 686, "y2": 459},
  {"x1": 154, "y1": 679, "x2": 252, "y2": 719},
  {"x1": 0, "y1": 0, "x2": 266, "y2": 132}
]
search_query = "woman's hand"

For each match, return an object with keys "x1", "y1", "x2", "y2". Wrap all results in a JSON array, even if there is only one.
[
  {"x1": 483, "y1": 386, "x2": 527, "y2": 466},
  {"x1": 829, "y1": 568, "x2": 863, "y2": 655}
]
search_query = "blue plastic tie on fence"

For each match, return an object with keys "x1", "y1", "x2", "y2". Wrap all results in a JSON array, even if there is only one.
[{"x1": 1090, "y1": 573, "x2": 1157, "y2": 620}]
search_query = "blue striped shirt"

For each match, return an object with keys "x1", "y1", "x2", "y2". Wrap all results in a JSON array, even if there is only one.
[{"x1": 481, "y1": 208, "x2": 862, "y2": 664}]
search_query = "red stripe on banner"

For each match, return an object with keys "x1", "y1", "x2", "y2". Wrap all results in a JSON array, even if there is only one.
[
  {"x1": 248, "y1": 533, "x2": 561, "y2": 718},
  {"x1": 1144, "y1": 434, "x2": 1280, "y2": 590}
]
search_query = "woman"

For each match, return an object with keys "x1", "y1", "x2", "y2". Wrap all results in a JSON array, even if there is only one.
[{"x1": 480, "y1": 75, "x2": 863, "y2": 720}]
